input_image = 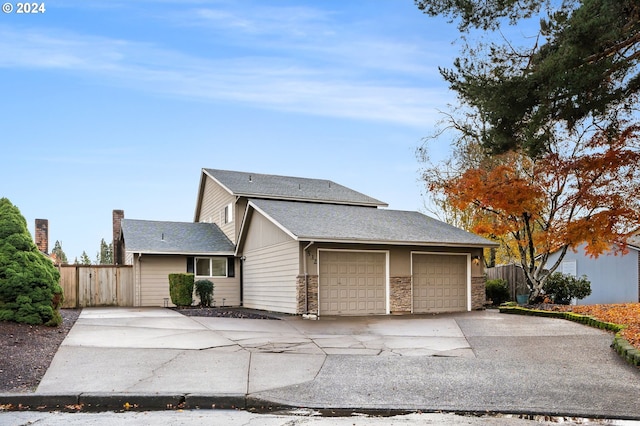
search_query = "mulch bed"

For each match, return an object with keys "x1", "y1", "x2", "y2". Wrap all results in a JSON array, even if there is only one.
[
  {"x1": 0, "y1": 309, "x2": 81, "y2": 393},
  {"x1": 171, "y1": 306, "x2": 283, "y2": 320}
]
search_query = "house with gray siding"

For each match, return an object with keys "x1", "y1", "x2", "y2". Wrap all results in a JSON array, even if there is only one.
[
  {"x1": 119, "y1": 168, "x2": 497, "y2": 315},
  {"x1": 546, "y1": 239, "x2": 640, "y2": 305}
]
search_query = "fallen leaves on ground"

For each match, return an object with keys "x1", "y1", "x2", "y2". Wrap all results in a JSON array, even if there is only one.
[{"x1": 545, "y1": 303, "x2": 640, "y2": 350}]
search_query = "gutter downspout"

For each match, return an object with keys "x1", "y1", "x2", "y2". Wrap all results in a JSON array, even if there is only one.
[
  {"x1": 303, "y1": 241, "x2": 314, "y2": 316},
  {"x1": 136, "y1": 253, "x2": 142, "y2": 307},
  {"x1": 239, "y1": 256, "x2": 244, "y2": 307}
]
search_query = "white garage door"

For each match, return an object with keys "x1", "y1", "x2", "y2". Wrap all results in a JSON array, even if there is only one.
[
  {"x1": 318, "y1": 251, "x2": 386, "y2": 315},
  {"x1": 413, "y1": 254, "x2": 467, "y2": 313}
]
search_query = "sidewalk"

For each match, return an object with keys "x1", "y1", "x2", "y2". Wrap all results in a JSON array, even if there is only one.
[{"x1": 1, "y1": 307, "x2": 639, "y2": 419}]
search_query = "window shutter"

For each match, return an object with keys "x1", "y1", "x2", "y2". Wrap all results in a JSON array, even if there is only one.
[
  {"x1": 186, "y1": 257, "x2": 194, "y2": 273},
  {"x1": 227, "y1": 257, "x2": 235, "y2": 277}
]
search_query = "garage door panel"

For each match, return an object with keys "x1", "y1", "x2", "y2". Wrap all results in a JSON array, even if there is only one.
[
  {"x1": 413, "y1": 254, "x2": 467, "y2": 314},
  {"x1": 319, "y1": 251, "x2": 386, "y2": 315}
]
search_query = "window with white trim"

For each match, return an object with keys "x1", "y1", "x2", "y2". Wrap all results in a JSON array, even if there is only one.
[{"x1": 195, "y1": 257, "x2": 227, "y2": 277}]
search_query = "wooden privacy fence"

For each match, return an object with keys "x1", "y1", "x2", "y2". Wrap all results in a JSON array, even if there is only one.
[
  {"x1": 485, "y1": 263, "x2": 529, "y2": 301},
  {"x1": 58, "y1": 265, "x2": 134, "y2": 308}
]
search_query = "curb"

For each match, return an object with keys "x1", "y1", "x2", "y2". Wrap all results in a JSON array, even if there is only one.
[
  {"x1": 0, "y1": 393, "x2": 248, "y2": 412},
  {"x1": 3, "y1": 392, "x2": 640, "y2": 420},
  {"x1": 499, "y1": 306, "x2": 640, "y2": 367},
  {"x1": 0, "y1": 393, "x2": 78, "y2": 411}
]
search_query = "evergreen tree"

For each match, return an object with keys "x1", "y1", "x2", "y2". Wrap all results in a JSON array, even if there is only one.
[
  {"x1": 78, "y1": 251, "x2": 92, "y2": 265},
  {"x1": 97, "y1": 238, "x2": 113, "y2": 265},
  {"x1": 417, "y1": 0, "x2": 640, "y2": 156},
  {"x1": 51, "y1": 240, "x2": 68, "y2": 265},
  {"x1": 0, "y1": 198, "x2": 63, "y2": 326}
]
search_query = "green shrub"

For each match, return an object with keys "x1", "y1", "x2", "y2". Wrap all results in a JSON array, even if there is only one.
[
  {"x1": 195, "y1": 279, "x2": 214, "y2": 307},
  {"x1": 51, "y1": 284, "x2": 64, "y2": 310},
  {"x1": 543, "y1": 272, "x2": 591, "y2": 305},
  {"x1": 45, "y1": 309, "x2": 62, "y2": 327},
  {"x1": 168, "y1": 273, "x2": 194, "y2": 307},
  {"x1": 486, "y1": 278, "x2": 510, "y2": 305},
  {"x1": 0, "y1": 198, "x2": 63, "y2": 326}
]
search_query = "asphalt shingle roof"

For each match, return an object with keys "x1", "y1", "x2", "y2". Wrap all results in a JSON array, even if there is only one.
[
  {"x1": 248, "y1": 199, "x2": 497, "y2": 247},
  {"x1": 204, "y1": 168, "x2": 387, "y2": 207},
  {"x1": 121, "y1": 219, "x2": 234, "y2": 254}
]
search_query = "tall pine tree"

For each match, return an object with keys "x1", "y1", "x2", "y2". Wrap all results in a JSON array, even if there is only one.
[
  {"x1": 96, "y1": 238, "x2": 113, "y2": 265},
  {"x1": 51, "y1": 240, "x2": 68, "y2": 265},
  {"x1": 417, "y1": 0, "x2": 640, "y2": 155}
]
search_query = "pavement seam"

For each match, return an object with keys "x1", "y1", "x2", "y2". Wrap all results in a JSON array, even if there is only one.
[
  {"x1": 246, "y1": 351, "x2": 252, "y2": 395},
  {"x1": 125, "y1": 350, "x2": 184, "y2": 392},
  {"x1": 311, "y1": 353, "x2": 328, "y2": 382},
  {"x1": 455, "y1": 318, "x2": 478, "y2": 358},
  {"x1": 296, "y1": 334, "x2": 329, "y2": 382},
  {"x1": 308, "y1": 335, "x2": 328, "y2": 356}
]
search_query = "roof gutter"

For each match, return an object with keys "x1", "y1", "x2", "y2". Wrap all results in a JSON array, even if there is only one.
[
  {"x1": 290, "y1": 237, "x2": 500, "y2": 248},
  {"x1": 125, "y1": 250, "x2": 235, "y2": 256}
]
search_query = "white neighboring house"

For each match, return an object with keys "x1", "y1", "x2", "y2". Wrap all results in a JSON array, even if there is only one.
[{"x1": 546, "y1": 237, "x2": 640, "y2": 305}]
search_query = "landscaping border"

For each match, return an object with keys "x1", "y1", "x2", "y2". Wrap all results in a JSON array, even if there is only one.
[{"x1": 499, "y1": 306, "x2": 640, "y2": 367}]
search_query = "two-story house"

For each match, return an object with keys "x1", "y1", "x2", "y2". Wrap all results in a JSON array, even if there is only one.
[{"x1": 119, "y1": 168, "x2": 497, "y2": 316}]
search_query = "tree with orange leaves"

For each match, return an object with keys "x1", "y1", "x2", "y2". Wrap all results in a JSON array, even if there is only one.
[{"x1": 423, "y1": 124, "x2": 640, "y2": 301}]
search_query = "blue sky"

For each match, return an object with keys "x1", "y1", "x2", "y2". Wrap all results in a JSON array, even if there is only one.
[{"x1": 1, "y1": 0, "x2": 466, "y2": 261}]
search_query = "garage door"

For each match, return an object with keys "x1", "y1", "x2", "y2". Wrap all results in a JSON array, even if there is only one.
[
  {"x1": 318, "y1": 251, "x2": 386, "y2": 315},
  {"x1": 413, "y1": 254, "x2": 467, "y2": 313}
]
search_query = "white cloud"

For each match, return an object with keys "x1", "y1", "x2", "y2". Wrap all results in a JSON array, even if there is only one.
[
  {"x1": 0, "y1": 10, "x2": 453, "y2": 128},
  {"x1": 188, "y1": 4, "x2": 334, "y2": 37}
]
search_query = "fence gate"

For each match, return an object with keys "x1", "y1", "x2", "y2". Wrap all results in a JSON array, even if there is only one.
[{"x1": 58, "y1": 265, "x2": 133, "y2": 308}]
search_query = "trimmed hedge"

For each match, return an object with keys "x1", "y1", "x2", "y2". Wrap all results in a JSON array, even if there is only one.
[
  {"x1": 612, "y1": 334, "x2": 640, "y2": 367},
  {"x1": 499, "y1": 306, "x2": 624, "y2": 331},
  {"x1": 499, "y1": 306, "x2": 640, "y2": 367},
  {"x1": 169, "y1": 273, "x2": 194, "y2": 307}
]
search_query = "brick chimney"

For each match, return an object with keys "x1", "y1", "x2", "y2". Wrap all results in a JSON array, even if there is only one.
[
  {"x1": 112, "y1": 209, "x2": 124, "y2": 265},
  {"x1": 35, "y1": 219, "x2": 49, "y2": 254}
]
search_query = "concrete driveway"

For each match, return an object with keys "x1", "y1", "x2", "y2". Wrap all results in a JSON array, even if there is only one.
[{"x1": 34, "y1": 307, "x2": 640, "y2": 419}]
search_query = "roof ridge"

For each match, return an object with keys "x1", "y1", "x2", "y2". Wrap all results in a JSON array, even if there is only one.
[
  {"x1": 204, "y1": 167, "x2": 334, "y2": 183},
  {"x1": 203, "y1": 168, "x2": 388, "y2": 207}
]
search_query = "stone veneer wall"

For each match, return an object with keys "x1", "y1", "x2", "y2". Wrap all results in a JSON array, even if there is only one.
[
  {"x1": 390, "y1": 276, "x2": 412, "y2": 313},
  {"x1": 471, "y1": 276, "x2": 486, "y2": 310},
  {"x1": 296, "y1": 275, "x2": 318, "y2": 315}
]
